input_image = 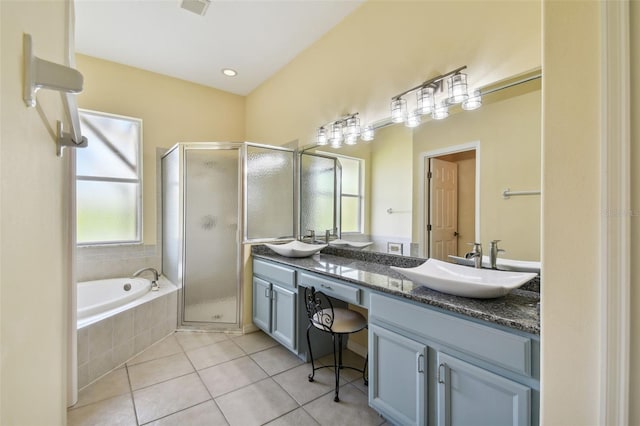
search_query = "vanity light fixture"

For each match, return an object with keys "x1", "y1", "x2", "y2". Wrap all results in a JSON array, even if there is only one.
[
  {"x1": 314, "y1": 112, "x2": 373, "y2": 147},
  {"x1": 391, "y1": 65, "x2": 481, "y2": 127}
]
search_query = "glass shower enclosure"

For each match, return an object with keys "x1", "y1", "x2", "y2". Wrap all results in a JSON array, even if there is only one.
[{"x1": 162, "y1": 142, "x2": 295, "y2": 330}]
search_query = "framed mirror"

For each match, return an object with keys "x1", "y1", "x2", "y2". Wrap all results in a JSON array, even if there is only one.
[{"x1": 300, "y1": 69, "x2": 541, "y2": 263}]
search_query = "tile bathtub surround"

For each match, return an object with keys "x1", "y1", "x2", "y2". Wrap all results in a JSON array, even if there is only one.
[
  {"x1": 78, "y1": 291, "x2": 178, "y2": 389},
  {"x1": 68, "y1": 330, "x2": 385, "y2": 426},
  {"x1": 76, "y1": 243, "x2": 162, "y2": 282}
]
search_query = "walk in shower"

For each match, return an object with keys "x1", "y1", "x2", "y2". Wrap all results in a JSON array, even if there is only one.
[{"x1": 162, "y1": 142, "x2": 294, "y2": 331}]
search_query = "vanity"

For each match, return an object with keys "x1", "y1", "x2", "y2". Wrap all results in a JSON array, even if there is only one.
[{"x1": 251, "y1": 245, "x2": 540, "y2": 426}]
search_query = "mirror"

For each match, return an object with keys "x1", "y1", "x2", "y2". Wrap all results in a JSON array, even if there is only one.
[{"x1": 302, "y1": 70, "x2": 541, "y2": 262}]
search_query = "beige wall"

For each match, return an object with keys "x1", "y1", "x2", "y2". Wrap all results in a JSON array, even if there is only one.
[
  {"x1": 246, "y1": 1, "x2": 541, "y2": 147},
  {"x1": 413, "y1": 89, "x2": 541, "y2": 261},
  {"x1": 541, "y1": 1, "x2": 601, "y2": 423},
  {"x1": 630, "y1": 1, "x2": 639, "y2": 424},
  {"x1": 370, "y1": 125, "x2": 413, "y2": 241},
  {"x1": 1, "y1": 1, "x2": 71, "y2": 424},
  {"x1": 75, "y1": 55, "x2": 246, "y2": 245}
]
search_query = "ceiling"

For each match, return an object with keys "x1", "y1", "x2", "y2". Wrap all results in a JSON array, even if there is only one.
[{"x1": 74, "y1": 0, "x2": 364, "y2": 96}]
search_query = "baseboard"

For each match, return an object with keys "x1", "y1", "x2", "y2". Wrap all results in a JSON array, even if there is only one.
[{"x1": 347, "y1": 340, "x2": 367, "y2": 358}]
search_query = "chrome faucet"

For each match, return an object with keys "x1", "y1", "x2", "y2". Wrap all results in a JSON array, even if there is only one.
[
  {"x1": 489, "y1": 240, "x2": 505, "y2": 270},
  {"x1": 465, "y1": 243, "x2": 483, "y2": 269},
  {"x1": 305, "y1": 229, "x2": 316, "y2": 242},
  {"x1": 133, "y1": 267, "x2": 160, "y2": 291}
]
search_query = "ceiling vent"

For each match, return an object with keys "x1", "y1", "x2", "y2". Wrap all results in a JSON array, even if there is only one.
[{"x1": 180, "y1": 0, "x2": 211, "y2": 16}]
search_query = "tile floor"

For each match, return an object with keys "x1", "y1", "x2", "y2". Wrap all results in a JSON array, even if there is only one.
[{"x1": 67, "y1": 330, "x2": 386, "y2": 426}]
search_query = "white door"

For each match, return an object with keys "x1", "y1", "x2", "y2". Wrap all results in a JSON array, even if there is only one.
[{"x1": 429, "y1": 158, "x2": 458, "y2": 261}]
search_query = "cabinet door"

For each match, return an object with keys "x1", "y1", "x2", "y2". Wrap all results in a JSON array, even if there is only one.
[
  {"x1": 369, "y1": 324, "x2": 427, "y2": 426},
  {"x1": 252, "y1": 277, "x2": 271, "y2": 333},
  {"x1": 436, "y1": 352, "x2": 530, "y2": 426},
  {"x1": 271, "y1": 284, "x2": 296, "y2": 350}
]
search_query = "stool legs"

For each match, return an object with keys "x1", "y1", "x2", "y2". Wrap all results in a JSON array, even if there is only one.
[
  {"x1": 306, "y1": 328, "x2": 368, "y2": 403},
  {"x1": 332, "y1": 333, "x2": 340, "y2": 402},
  {"x1": 306, "y1": 324, "x2": 316, "y2": 383}
]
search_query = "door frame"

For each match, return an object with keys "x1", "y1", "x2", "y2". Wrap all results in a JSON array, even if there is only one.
[{"x1": 418, "y1": 141, "x2": 480, "y2": 258}]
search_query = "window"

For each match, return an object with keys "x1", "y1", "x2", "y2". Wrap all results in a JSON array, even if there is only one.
[
  {"x1": 336, "y1": 155, "x2": 364, "y2": 234},
  {"x1": 76, "y1": 110, "x2": 142, "y2": 245}
]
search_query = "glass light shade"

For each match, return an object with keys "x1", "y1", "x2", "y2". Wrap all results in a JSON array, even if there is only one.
[
  {"x1": 345, "y1": 116, "x2": 360, "y2": 140},
  {"x1": 417, "y1": 86, "x2": 435, "y2": 115},
  {"x1": 390, "y1": 98, "x2": 407, "y2": 123},
  {"x1": 316, "y1": 127, "x2": 328, "y2": 145},
  {"x1": 432, "y1": 101, "x2": 449, "y2": 120},
  {"x1": 330, "y1": 122, "x2": 343, "y2": 142},
  {"x1": 361, "y1": 125, "x2": 374, "y2": 141},
  {"x1": 406, "y1": 111, "x2": 421, "y2": 128},
  {"x1": 447, "y1": 73, "x2": 469, "y2": 104},
  {"x1": 462, "y1": 89, "x2": 482, "y2": 110},
  {"x1": 330, "y1": 138, "x2": 343, "y2": 148},
  {"x1": 344, "y1": 134, "x2": 358, "y2": 145}
]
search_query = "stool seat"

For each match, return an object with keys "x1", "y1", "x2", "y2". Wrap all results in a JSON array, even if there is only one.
[
  {"x1": 304, "y1": 286, "x2": 368, "y2": 402},
  {"x1": 312, "y1": 308, "x2": 367, "y2": 334}
]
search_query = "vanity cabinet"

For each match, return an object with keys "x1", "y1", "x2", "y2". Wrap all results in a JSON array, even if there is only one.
[
  {"x1": 436, "y1": 352, "x2": 530, "y2": 426},
  {"x1": 369, "y1": 323, "x2": 427, "y2": 426},
  {"x1": 369, "y1": 293, "x2": 538, "y2": 426},
  {"x1": 252, "y1": 259, "x2": 297, "y2": 351}
]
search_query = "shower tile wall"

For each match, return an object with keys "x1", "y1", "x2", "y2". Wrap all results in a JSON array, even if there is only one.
[{"x1": 77, "y1": 291, "x2": 177, "y2": 389}]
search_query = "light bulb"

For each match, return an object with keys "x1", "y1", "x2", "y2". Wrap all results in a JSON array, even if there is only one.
[
  {"x1": 417, "y1": 86, "x2": 435, "y2": 115},
  {"x1": 447, "y1": 73, "x2": 469, "y2": 104},
  {"x1": 316, "y1": 127, "x2": 328, "y2": 145},
  {"x1": 406, "y1": 111, "x2": 421, "y2": 128},
  {"x1": 432, "y1": 100, "x2": 449, "y2": 120},
  {"x1": 361, "y1": 125, "x2": 374, "y2": 142},
  {"x1": 345, "y1": 116, "x2": 360, "y2": 141},
  {"x1": 390, "y1": 98, "x2": 407, "y2": 123},
  {"x1": 462, "y1": 89, "x2": 482, "y2": 110}
]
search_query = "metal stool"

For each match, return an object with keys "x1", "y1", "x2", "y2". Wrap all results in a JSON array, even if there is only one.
[{"x1": 304, "y1": 286, "x2": 368, "y2": 402}]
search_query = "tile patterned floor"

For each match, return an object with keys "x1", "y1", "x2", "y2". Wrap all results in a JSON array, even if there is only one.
[{"x1": 67, "y1": 330, "x2": 386, "y2": 426}]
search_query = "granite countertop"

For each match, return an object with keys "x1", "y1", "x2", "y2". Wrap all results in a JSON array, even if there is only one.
[{"x1": 252, "y1": 245, "x2": 540, "y2": 335}]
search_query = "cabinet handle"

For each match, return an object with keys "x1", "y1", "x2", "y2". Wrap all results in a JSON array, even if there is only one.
[
  {"x1": 320, "y1": 283, "x2": 333, "y2": 291},
  {"x1": 437, "y1": 362, "x2": 446, "y2": 384},
  {"x1": 417, "y1": 353, "x2": 425, "y2": 373},
  {"x1": 264, "y1": 288, "x2": 271, "y2": 298}
]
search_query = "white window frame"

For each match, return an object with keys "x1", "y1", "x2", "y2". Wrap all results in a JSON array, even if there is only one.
[
  {"x1": 76, "y1": 109, "x2": 143, "y2": 246},
  {"x1": 320, "y1": 152, "x2": 364, "y2": 234}
]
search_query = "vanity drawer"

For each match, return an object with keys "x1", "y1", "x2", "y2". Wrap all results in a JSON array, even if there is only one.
[
  {"x1": 299, "y1": 272, "x2": 360, "y2": 305},
  {"x1": 253, "y1": 259, "x2": 296, "y2": 289},
  {"x1": 370, "y1": 294, "x2": 532, "y2": 376}
]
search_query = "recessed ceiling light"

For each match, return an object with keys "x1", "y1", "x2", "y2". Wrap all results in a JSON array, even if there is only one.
[
  {"x1": 180, "y1": 0, "x2": 210, "y2": 16},
  {"x1": 222, "y1": 68, "x2": 237, "y2": 77}
]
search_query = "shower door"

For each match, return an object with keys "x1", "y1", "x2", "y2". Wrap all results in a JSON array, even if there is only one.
[{"x1": 182, "y1": 145, "x2": 241, "y2": 327}]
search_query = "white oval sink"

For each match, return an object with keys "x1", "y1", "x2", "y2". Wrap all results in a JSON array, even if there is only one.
[
  {"x1": 329, "y1": 239, "x2": 373, "y2": 249},
  {"x1": 448, "y1": 255, "x2": 541, "y2": 273},
  {"x1": 391, "y1": 258, "x2": 537, "y2": 298},
  {"x1": 264, "y1": 241, "x2": 327, "y2": 258}
]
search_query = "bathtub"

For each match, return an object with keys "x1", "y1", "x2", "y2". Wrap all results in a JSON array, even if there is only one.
[
  {"x1": 78, "y1": 277, "x2": 151, "y2": 321},
  {"x1": 77, "y1": 275, "x2": 178, "y2": 389},
  {"x1": 77, "y1": 275, "x2": 177, "y2": 329}
]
